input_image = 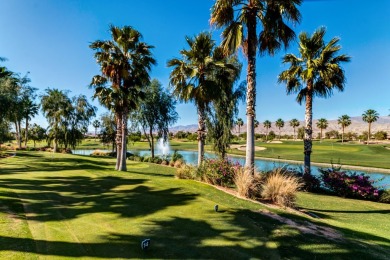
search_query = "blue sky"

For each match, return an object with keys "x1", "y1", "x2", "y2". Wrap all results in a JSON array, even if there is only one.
[{"x1": 1, "y1": 0, "x2": 389, "y2": 128}]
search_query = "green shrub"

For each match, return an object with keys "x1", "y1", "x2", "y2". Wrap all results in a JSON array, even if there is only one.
[{"x1": 379, "y1": 190, "x2": 390, "y2": 203}]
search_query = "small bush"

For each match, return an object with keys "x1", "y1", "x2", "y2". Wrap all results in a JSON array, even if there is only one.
[
  {"x1": 152, "y1": 157, "x2": 162, "y2": 164},
  {"x1": 197, "y1": 158, "x2": 242, "y2": 187},
  {"x1": 174, "y1": 159, "x2": 184, "y2": 168},
  {"x1": 175, "y1": 165, "x2": 196, "y2": 179},
  {"x1": 161, "y1": 160, "x2": 169, "y2": 166},
  {"x1": 379, "y1": 190, "x2": 390, "y2": 203},
  {"x1": 91, "y1": 150, "x2": 110, "y2": 157},
  {"x1": 319, "y1": 168, "x2": 382, "y2": 200},
  {"x1": 169, "y1": 160, "x2": 175, "y2": 167},
  {"x1": 261, "y1": 168, "x2": 302, "y2": 208},
  {"x1": 171, "y1": 150, "x2": 183, "y2": 162}
]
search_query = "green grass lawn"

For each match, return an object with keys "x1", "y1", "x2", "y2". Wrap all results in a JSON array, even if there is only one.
[{"x1": 0, "y1": 151, "x2": 389, "y2": 259}]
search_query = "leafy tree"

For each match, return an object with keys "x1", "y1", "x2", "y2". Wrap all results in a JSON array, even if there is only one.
[
  {"x1": 90, "y1": 25, "x2": 155, "y2": 171},
  {"x1": 362, "y1": 109, "x2": 379, "y2": 144},
  {"x1": 168, "y1": 32, "x2": 239, "y2": 166},
  {"x1": 92, "y1": 120, "x2": 101, "y2": 137},
  {"x1": 236, "y1": 118, "x2": 244, "y2": 136},
  {"x1": 344, "y1": 132, "x2": 358, "y2": 141},
  {"x1": 29, "y1": 123, "x2": 47, "y2": 148},
  {"x1": 275, "y1": 118, "x2": 285, "y2": 140},
  {"x1": 297, "y1": 126, "x2": 305, "y2": 140},
  {"x1": 0, "y1": 120, "x2": 11, "y2": 147},
  {"x1": 211, "y1": 0, "x2": 302, "y2": 173},
  {"x1": 137, "y1": 79, "x2": 178, "y2": 158},
  {"x1": 338, "y1": 114, "x2": 351, "y2": 143},
  {"x1": 206, "y1": 56, "x2": 245, "y2": 158},
  {"x1": 316, "y1": 118, "x2": 328, "y2": 142},
  {"x1": 374, "y1": 131, "x2": 387, "y2": 140},
  {"x1": 263, "y1": 120, "x2": 271, "y2": 141},
  {"x1": 99, "y1": 113, "x2": 116, "y2": 152},
  {"x1": 278, "y1": 27, "x2": 350, "y2": 175},
  {"x1": 289, "y1": 118, "x2": 300, "y2": 140},
  {"x1": 325, "y1": 130, "x2": 340, "y2": 139}
]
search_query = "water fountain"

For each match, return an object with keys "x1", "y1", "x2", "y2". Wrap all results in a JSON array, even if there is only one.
[{"x1": 156, "y1": 137, "x2": 170, "y2": 158}]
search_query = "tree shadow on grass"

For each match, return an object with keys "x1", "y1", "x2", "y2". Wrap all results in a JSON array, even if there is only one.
[
  {"x1": 0, "y1": 210, "x2": 389, "y2": 259},
  {"x1": 0, "y1": 175, "x2": 197, "y2": 222}
]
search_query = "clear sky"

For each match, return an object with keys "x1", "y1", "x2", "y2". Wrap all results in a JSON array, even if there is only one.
[{"x1": 1, "y1": 0, "x2": 389, "y2": 128}]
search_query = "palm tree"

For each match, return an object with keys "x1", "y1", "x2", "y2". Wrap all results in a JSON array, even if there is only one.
[
  {"x1": 41, "y1": 88, "x2": 72, "y2": 153},
  {"x1": 236, "y1": 118, "x2": 244, "y2": 136},
  {"x1": 167, "y1": 32, "x2": 239, "y2": 166},
  {"x1": 92, "y1": 120, "x2": 101, "y2": 137},
  {"x1": 338, "y1": 115, "x2": 351, "y2": 143},
  {"x1": 211, "y1": 0, "x2": 302, "y2": 173},
  {"x1": 362, "y1": 109, "x2": 379, "y2": 144},
  {"x1": 254, "y1": 119, "x2": 259, "y2": 129},
  {"x1": 278, "y1": 27, "x2": 350, "y2": 175},
  {"x1": 90, "y1": 25, "x2": 155, "y2": 171},
  {"x1": 275, "y1": 118, "x2": 285, "y2": 140},
  {"x1": 316, "y1": 118, "x2": 328, "y2": 142},
  {"x1": 23, "y1": 99, "x2": 39, "y2": 147},
  {"x1": 263, "y1": 120, "x2": 271, "y2": 141},
  {"x1": 289, "y1": 118, "x2": 300, "y2": 140}
]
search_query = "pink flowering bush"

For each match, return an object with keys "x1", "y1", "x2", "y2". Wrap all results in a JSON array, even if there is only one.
[
  {"x1": 197, "y1": 158, "x2": 242, "y2": 187},
  {"x1": 319, "y1": 168, "x2": 384, "y2": 200}
]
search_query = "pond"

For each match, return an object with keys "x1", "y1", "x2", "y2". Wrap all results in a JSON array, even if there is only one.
[{"x1": 72, "y1": 149, "x2": 389, "y2": 187}]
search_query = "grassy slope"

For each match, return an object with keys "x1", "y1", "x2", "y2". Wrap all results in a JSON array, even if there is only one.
[{"x1": 0, "y1": 152, "x2": 389, "y2": 259}]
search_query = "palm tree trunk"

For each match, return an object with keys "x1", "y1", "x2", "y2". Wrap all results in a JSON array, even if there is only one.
[
  {"x1": 320, "y1": 129, "x2": 323, "y2": 143},
  {"x1": 304, "y1": 91, "x2": 313, "y2": 175},
  {"x1": 245, "y1": 12, "x2": 257, "y2": 174},
  {"x1": 367, "y1": 122, "x2": 371, "y2": 145},
  {"x1": 197, "y1": 106, "x2": 206, "y2": 166},
  {"x1": 342, "y1": 126, "x2": 345, "y2": 143},
  {"x1": 118, "y1": 109, "x2": 127, "y2": 171},
  {"x1": 150, "y1": 127, "x2": 155, "y2": 158},
  {"x1": 25, "y1": 118, "x2": 29, "y2": 147},
  {"x1": 115, "y1": 112, "x2": 123, "y2": 170},
  {"x1": 294, "y1": 128, "x2": 296, "y2": 140}
]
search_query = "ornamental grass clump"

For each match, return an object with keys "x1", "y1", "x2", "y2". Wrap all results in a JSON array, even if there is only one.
[
  {"x1": 198, "y1": 158, "x2": 241, "y2": 187},
  {"x1": 261, "y1": 168, "x2": 303, "y2": 208},
  {"x1": 319, "y1": 168, "x2": 383, "y2": 200},
  {"x1": 234, "y1": 167, "x2": 254, "y2": 198}
]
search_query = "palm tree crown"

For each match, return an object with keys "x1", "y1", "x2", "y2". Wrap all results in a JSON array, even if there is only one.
[
  {"x1": 362, "y1": 109, "x2": 379, "y2": 144},
  {"x1": 211, "y1": 0, "x2": 302, "y2": 172},
  {"x1": 167, "y1": 32, "x2": 239, "y2": 166},
  {"x1": 278, "y1": 27, "x2": 350, "y2": 175},
  {"x1": 338, "y1": 114, "x2": 351, "y2": 143}
]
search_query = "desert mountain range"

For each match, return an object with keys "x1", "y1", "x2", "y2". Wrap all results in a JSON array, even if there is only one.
[{"x1": 170, "y1": 116, "x2": 390, "y2": 136}]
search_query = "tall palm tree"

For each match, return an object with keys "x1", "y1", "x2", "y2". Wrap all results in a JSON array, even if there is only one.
[
  {"x1": 90, "y1": 25, "x2": 155, "y2": 171},
  {"x1": 289, "y1": 118, "x2": 300, "y2": 140},
  {"x1": 362, "y1": 109, "x2": 379, "y2": 144},
  {"x1": 23, "y1": 99, "x2": 39, "y2": 147},
  {"x1": 278, "y1": 27, "x2": 350, "y2": 175},
  {"x1": 338, "y1": 114, "x2": 351, "y2": 143},
  {"x1": 41, "y1": 88, "x2": 72, "y2": 153},
  {"x1": 236, "y1": 118, "x2": 244, "y2": 136},
  {"x1": 211, "y1": 0, "x2": 302, "y2": 173},
  {"x1": 316, "y1": 118, "x2": 328, "y2": 142},
  {"x1": 263, "y1": 120, "x2": 271, "y2": 141},
  {"x1": 254, "y1": 119, "x2": 259, "y2": 129},
  {"x1": 92, "y1": 120, "x2": 101, "y2": 137},
  {"x1": 275, "y1": 118, "x2": 284, "y2": 140},
  {"x1": 167, "y1": 32, "x2": 239, "y2": 166}
]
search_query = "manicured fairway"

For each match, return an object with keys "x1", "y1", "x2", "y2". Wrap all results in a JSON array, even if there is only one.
[{"x1": 0, "y1": 151, "x2": 389, "y2": 259}]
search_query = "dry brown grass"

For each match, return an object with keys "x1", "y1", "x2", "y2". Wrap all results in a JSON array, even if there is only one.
[
  {"x1": 175, "y1": 165, "x2": 196, "y2": 179},
  {"x1": 261, "y1": 168, "x2": 302, "y2": 208},
  {"x1": 234, "y1": 167, "x2": 254, "y2": 198}
]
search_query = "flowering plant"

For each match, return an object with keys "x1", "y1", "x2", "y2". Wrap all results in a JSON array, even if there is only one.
[
  {"x1": 319, "y1": 168, "x2": 384, "y2": 200},
  {"x1": 197, "y1": 158, "x2": 242, "y2": 187}
]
